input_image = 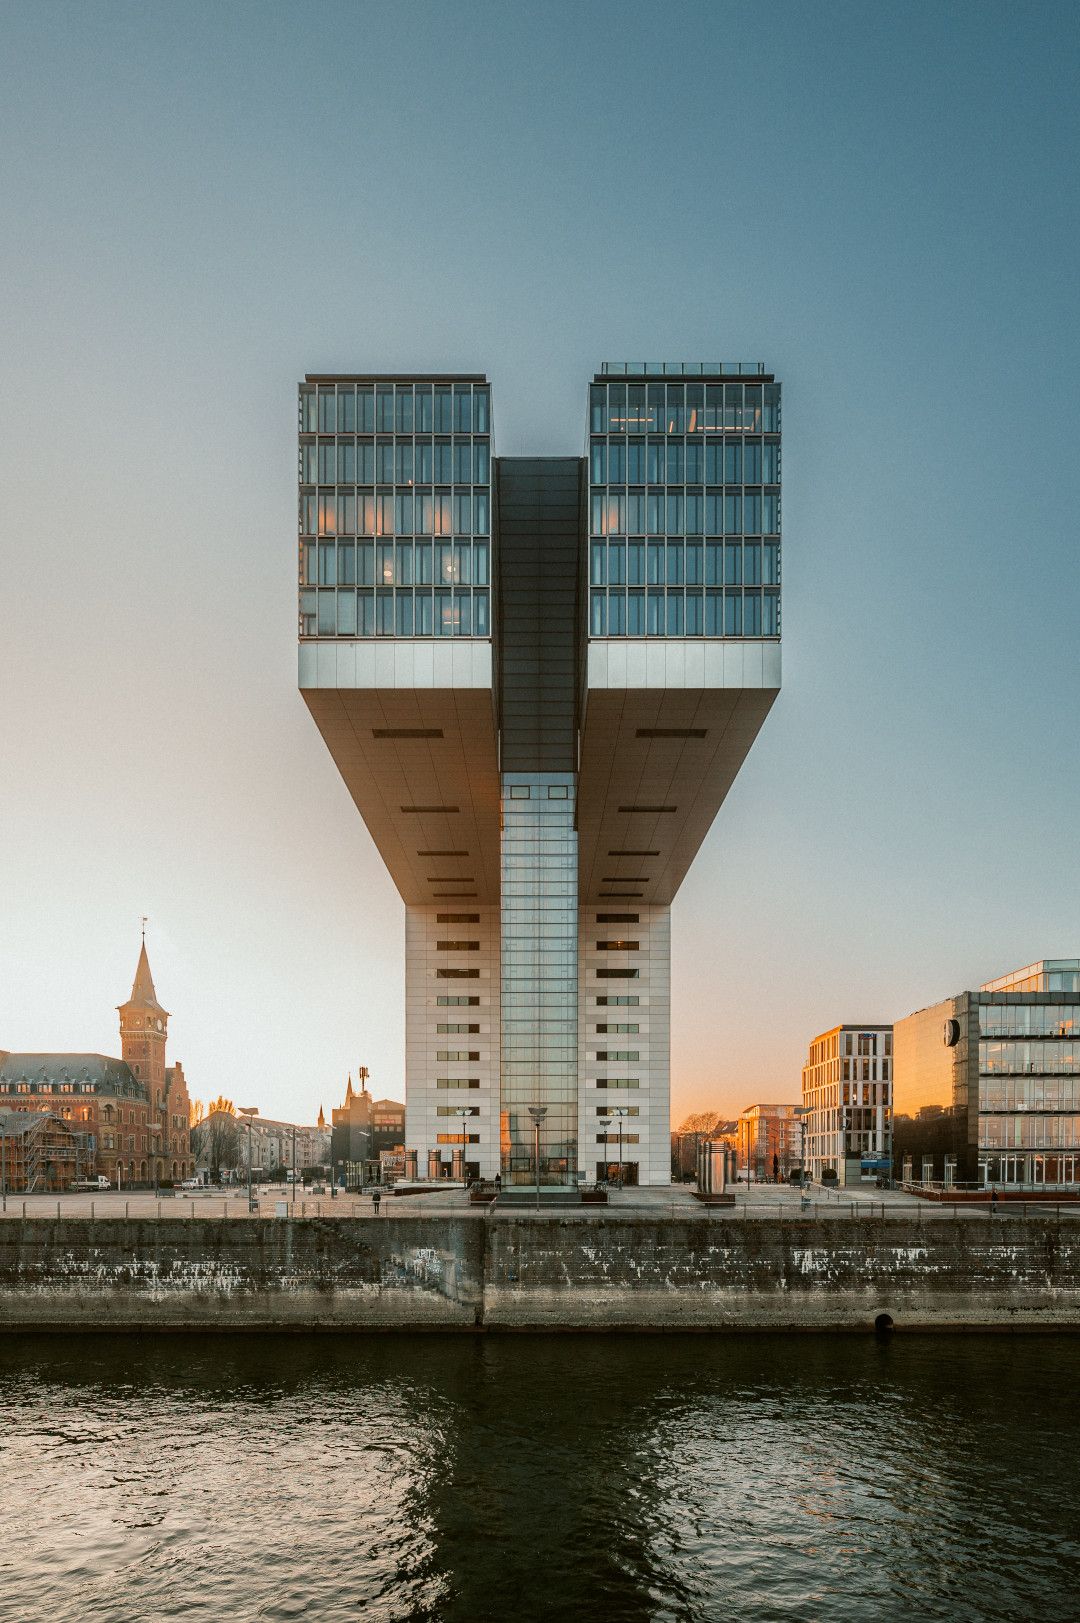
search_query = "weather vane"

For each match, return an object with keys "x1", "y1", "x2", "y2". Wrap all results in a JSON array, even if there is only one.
[{"x1": 141, "y1": 914, "x2": 148, "y2": 943}]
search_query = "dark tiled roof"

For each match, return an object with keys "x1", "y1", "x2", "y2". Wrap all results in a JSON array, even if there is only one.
[
  {"x1": 0, "y1": 1054, "x2": 146, "y2": 1099},
  {"x1": 0, "y1": 1107, "x2": 68, "y2": 1135}
]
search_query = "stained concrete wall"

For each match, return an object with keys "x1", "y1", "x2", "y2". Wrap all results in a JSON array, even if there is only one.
[{"x1": 1, "y1": 1215, "x2": 1079, "y2": 1331}]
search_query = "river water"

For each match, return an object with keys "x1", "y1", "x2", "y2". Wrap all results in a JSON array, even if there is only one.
[{"x1": 0, "y1": 1333, "x2": 1077, "y2": 1622}]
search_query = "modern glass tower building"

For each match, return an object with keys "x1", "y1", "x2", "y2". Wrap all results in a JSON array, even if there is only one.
[{"x1": 298, "y1": 364, "x2": 781, "y2": 1187}]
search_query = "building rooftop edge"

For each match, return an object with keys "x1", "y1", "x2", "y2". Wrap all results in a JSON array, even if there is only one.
[{"x1": 303, "y1": 373, "x2": 488, "y2": 385}]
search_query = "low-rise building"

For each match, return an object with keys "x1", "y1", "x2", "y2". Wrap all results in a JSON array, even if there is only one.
[
  {"x1": 331, "y1": 1073, "x2": 405, "y2": 1185},
  {"x1": 0, "y1": 1108, "x2": 81, "y2": 1192},
  {"x1": 893, "y1": 959, "x2": 1080, "y2": 1192},
  {"x1": 195, "y1": 1106, "x2": 331, "y2": 1180},
  {"x1": 736, "y1": 1103, "x2": 805, "y2": 1182},
  {"x1": 0, "y1": 939, "x2": 193, "y2": 1185},
  {"x1": 801, "y1": 1025, "x2": 893, "y2": 1186}
]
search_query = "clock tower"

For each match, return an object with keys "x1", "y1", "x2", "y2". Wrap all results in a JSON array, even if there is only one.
[{"x1": 118, "y1": 936, "x2": 170, "y2": 1177}]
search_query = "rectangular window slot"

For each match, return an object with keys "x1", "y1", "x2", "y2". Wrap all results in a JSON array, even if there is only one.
[
  {"x1": 437, "y1": 968, "x2": 480, "y2": 978},
  {"x1": 617, "y1": 805, "x2": 676, "y2": 813},
  {"x1": 436, "y1": 941, "x2": 480, "y2": 951},
  {"x1": 597, "y1": 941, "x2": 639, "y2": 951},
  {"x1": 373, "y1": 728, "x2": 444, "y2": 739},
  {"x1": 436, "y1": 1079, "x2": 481, "y2": 1088},
  {"x1": 597, "y1": 915, "x2": 639, "y2": 924},
  {"x1": 420, "y1": 851, "x2": 469, "y2": 857},
  {"x1": 437, "y1": 997, "x2": 480, "y2": 1007},
  {"x1": 427, "y1": 877, "x2": 475, "y2": 883},
  {"x1": 602, "y1": 877, "x2": 650, "y2": 884},
  {"x1": 402, "y1": 805, "x2": 459, "y2": 814},
  {"x1": 596, "y1": 968, "x2": 640, "y2": 979},
  {"x1": 436, "y1": 914, "x2": 480, "y2": 924},
  {"x1": 635, "y1": 728, "x2": 707, "y2": 739},
  {"x1": 607, "y1": 850, "x2": 659, "y2": 857}
]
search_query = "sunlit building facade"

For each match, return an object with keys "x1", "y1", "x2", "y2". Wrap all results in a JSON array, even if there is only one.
[
  {"x1": 801, "y1": 1025, "x2": 893, "y2": 1186},
  {"x1": 893, "y1": 960, "x2": 1080, "y2": 1190},
  {"x1": 299, "y1": 364, "x2": 781, "y2": 1187}
]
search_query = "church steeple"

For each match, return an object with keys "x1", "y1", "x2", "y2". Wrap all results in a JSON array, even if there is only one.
[
  {"x1": 317, "y1": 1104, "x2": 326, "y2": 1129},
  {"x1": 345, "y1": 1072, "x2": 354, "y2": 1103},
  {"x1": 118, "y1": 931, "x2": 169, "y2": 1151}
]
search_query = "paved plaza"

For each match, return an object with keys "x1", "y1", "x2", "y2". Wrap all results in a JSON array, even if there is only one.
[{"x1": 2, "y1": 1181, "x2": 1077, "y2": 1221}]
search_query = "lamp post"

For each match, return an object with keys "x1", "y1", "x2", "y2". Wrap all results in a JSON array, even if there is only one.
[
  {"x1": 238, "y1": 1108, "x2": 258, "y2": 1211},
  {"x1": 597, "y1": 1110, "x2": 611, "y2": 1186},
  {"x1": 527, "y1": 1105, "x2": 547, "y2": 1212},
  {"x1": 455, "y1": 1106, "x2": 471, "y2": 1185},
  {"x1": 291, "y1": 1124, "x2": 297, "y2": 1207},
  {"x1": 609, "y1": 1106, "x2": 629, "y2": 1187}
]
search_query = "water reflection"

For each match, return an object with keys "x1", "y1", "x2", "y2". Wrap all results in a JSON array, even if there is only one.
[{"x1": 0, "y1": 1336, "x2": 1078, "y2": 1622}]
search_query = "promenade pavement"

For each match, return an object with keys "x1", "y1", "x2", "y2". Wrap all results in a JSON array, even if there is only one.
[{"x1": 2, "y1": 1181, "x2": 1076, "y2": 1221}]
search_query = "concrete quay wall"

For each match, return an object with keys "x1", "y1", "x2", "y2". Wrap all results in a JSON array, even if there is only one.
[{"x1": 1, "y1": 1215, "x2": 1079, "y2": 1332}]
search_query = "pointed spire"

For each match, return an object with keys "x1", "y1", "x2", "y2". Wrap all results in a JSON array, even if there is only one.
[
  {"x1": 345, "y1": 1072, "x2": 354, "y2": 1103},
  {"x1": 317, "y1": 1104, "x2": 326, "y2": 1128},
  {"x1": 120, "y1": 934, "x2": 167, "y2": 1015}
]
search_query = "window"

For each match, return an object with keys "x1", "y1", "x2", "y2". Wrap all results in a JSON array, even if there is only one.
[
  {"x1": 596, "y1": 996, "x2": 639, "y2": 1007},
  {"x1": 597, "y1": 913, "x2": 639, "y2": 923},
  {"x1": 596, "y1": 1024, "x2": 639, "y2": 1035},
  {"x1": 595, "y1": 1051, "x2": 640, "y2": 1062},
  {"x1": 438, "y1": 1105, "x2": 480, "y2": 1117},
  {"x1": 436, "y1": 1079, "x2": 481, "y2": 1088},
  {"x1": 437, "y1": 1024, "x2": 480, "y2": 1034},
  {"x1": 437, "y1": 1054, "x2": 480, "y2": 1064},
  {"x1": 595, "y1": 1079, "x2": 640, "y2": 1089},
  {"x1": 438, "y1": 996, "x2": 480, "y2": 1007},
  {"x1": 436, "y1": 940, "x2": 480, "y2": 951},
  {"x1": 436, "y1": 914, "x2": 479, "y2": 924},
  {"x1": 597, "y1": 941, "x2": 639, "y2": 951},
  {"x1": 596, "y1": 968, "x2": 639, "y2": 979},
  {"x1": 437, "y1": 968, "x2": 480, "y2": 979},
  {"x1": 437, "y1": 1133, "x2": 480, "y2": 1144}
]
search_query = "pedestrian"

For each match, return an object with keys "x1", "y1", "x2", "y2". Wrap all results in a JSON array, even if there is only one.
[
  {"x1": 494, "y1": 1172, "x2": 502, "y2": 1193},
  {"x1": 372, "y1": 1187, "x2": 382, "y2": 1216},
  {"x1": 990, "y1": 1185, "x2": 997, "y2": 1216}
]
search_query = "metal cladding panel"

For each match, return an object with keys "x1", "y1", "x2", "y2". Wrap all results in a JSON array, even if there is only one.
[
  {"x1": 577, "y1": 672, "x2": 778, "y2": 906},
  {"x1": 300, "y1": 685, "x2": 501, "y2": 905},
  {"x1": 495, "y1": 458, "x2": 584, "y2": 772}
]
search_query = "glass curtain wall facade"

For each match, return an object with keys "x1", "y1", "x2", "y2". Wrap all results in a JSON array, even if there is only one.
[
  {"x1": 298, "y1": 378, "x2": 491, "y2": 641},
  {"x1": 500, "y1": 774, "x2": 579, "y2": 1183},
  {"x1": 588, "y1": 367, "x2": 780, "y2": 642},
  {"x1": 893, "y1": 963, "x2": 1080, "y2": 1190}
]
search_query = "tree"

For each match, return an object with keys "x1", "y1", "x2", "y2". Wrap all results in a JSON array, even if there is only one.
[{"x1": 190, "y1": 1109, "x2": 240, "y2": 1180}]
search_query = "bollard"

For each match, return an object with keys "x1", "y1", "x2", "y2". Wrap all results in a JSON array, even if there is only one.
[
  {"x1": 57, "y1": 1201, "x2": 61, "y2": 1219},
  {"x1": 126, "y1": 1201, "x2": 129, "y2": 1220},
  {"x1": 22, "y1": 1202, "x2": 26, "y2": 1219},
  {"x1": 91, "y1": 1202, "x2": 94, "y2": 1221},
  {"x1": 157, "y1": 1200, "x2": 161, "y2": 1219}
]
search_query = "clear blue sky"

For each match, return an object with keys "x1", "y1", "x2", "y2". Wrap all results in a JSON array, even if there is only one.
[{"x1": 1, "y1": 0, "x2": 1077, "y2": 1124}]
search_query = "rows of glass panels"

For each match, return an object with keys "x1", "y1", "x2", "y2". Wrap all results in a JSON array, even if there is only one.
[
  {"x1": 299, "y1": 380, "x2": 491, "y2": 638},
  {"x1": 500, "y1": 775, "x2": 578, "y2": 1186},
  {"x1": 587, "y1": 377, "x2": 780, "y2": 639},
  {"x1": 979, "y1": 1005, "x2": 1079, "y2": 1038}
]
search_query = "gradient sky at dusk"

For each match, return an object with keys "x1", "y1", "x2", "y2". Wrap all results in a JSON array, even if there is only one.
[{"x1": 2, "y1": 1, "x2": 1078, "y2": 1128}]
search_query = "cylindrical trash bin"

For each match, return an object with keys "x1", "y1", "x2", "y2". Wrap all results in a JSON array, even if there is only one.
[
  {"x1": 427, "y1": 1149, "x2": 440, "y2": 1181},
  {"x1": 405, "y1": 1149, "x2": 418, "y2": 1181}
]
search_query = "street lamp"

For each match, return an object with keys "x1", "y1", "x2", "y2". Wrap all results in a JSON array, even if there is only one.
[
  {"x1": 527, "y1": 1105, "x2": 547, "y2": 1212},
  {"x1": 238, "y1": 1108, "x2": 258, "y2": 1211},
  {"x1": 455, "y1": 1106, "x2": 471, "y2": 1185},
  {"x1": 597, "y1": 1110, "x2": 611, "y2": 1187},
  {"x1": 608, "y1": 1106, "x2": 629, "y2": 1187}
]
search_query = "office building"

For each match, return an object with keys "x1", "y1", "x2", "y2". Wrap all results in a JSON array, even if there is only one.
[
  {"x1": 801, "y1": 1025, "x2": 893, "y2": 1186},
  {"x1": 298, "y1": 364, "x2": 781, "y2": 1186},
  {"x1": 736, "y1": 1103, "x2": 805, "y2": 1182},
  {"x1": 893, "y1": 959, "x2": 1080, "y2": 1190}
]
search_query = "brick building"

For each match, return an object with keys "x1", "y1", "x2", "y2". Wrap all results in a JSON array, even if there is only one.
[{"x1": 0, "y1": 938, "x2": 193, "y2": 1186}]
